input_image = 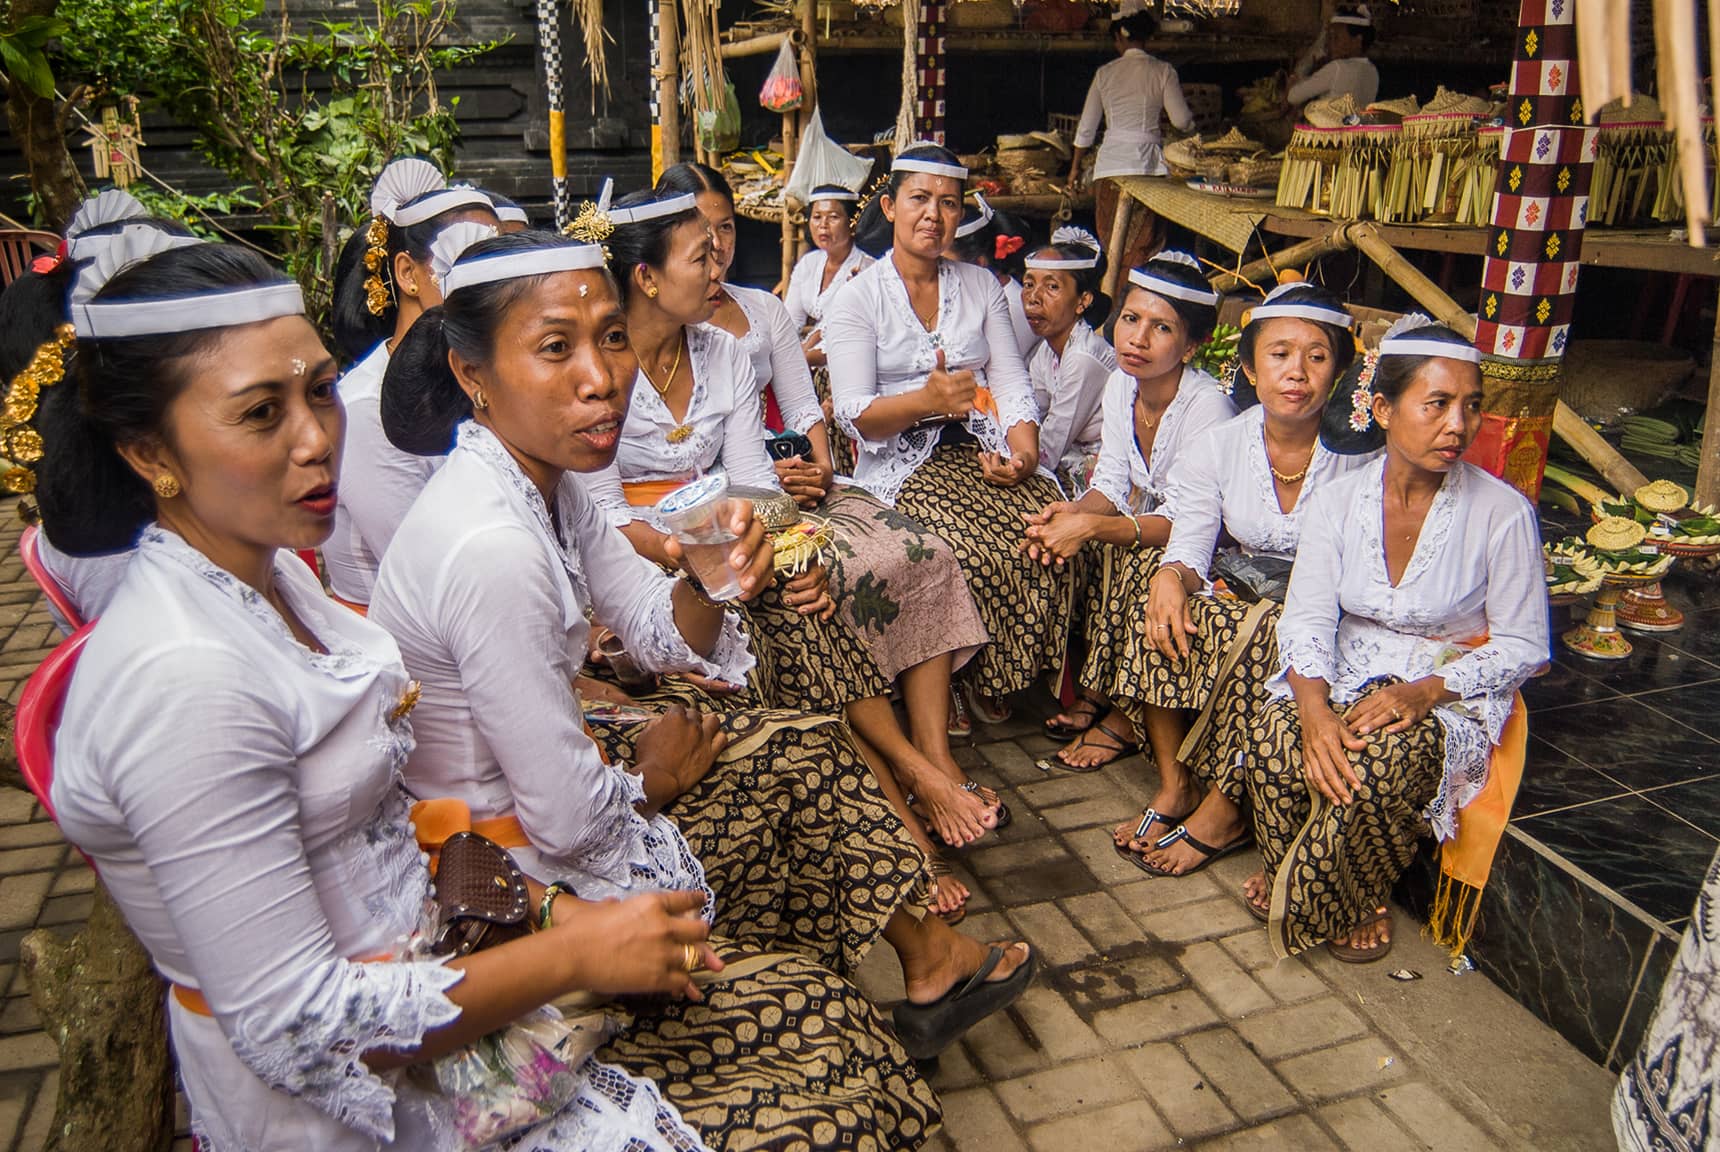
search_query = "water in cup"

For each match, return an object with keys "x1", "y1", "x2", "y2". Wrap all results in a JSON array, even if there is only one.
[
  {"x1": 656, "y1": 472, "x2": 745, "y2": 602},
  {"x1": 679, "y1": 523, "x2": 744, "y2": 601}
]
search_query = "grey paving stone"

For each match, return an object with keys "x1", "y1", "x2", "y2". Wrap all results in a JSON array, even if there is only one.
[
  {"x1": 1016, "y1": 773, "x2": 1117, "y2": 810},
  {"x1": 1236, "y1": 999, "x2": 1369, "y2": 1062},
  {"x1": 994, "y1": 1054, "x2": 1144, "y2": 1124},
  {"x1": 961, "y1": 1007, "x2": 1052, "y2": 1081},
  {"x1": 1319, "y1": 1095, "x2": 1413, "y2": 1151},
  {"x1": 1252, "y1": 958, "x2": 1328, "y2": 1004},
  {"x1": 1177, "y1": 941, "x2": 1275, "y2": 1018},
  {"x1": 938, "y1": 1087, "x2": 1030, "y2": 1152},
  {"x1": 1092, "y1": 989, "x2": 1220, "y2": 1047},
  {"x1": 1275, "y1": 1037, "x2": 1409, "y2": 1101},
  {"x1": 1042, "y1": 799, "x2": 1126, "y2": 831},
  {"x1": 1006, "y1": 903, "x2": 1096, "y2": 968},
  {"x1": 978, "y1": 742, "x2": 1046, "y2": 786},
  {"x1": 1118, "y1": 1041, "x2": 1240, "y2": 1139},
  {"x1": 0, "y1": 794, "x2": 33, "y2": 828},
  {"x1": 1180, "y1": 1028, "x2": 1297, "y2": 1123},
  {"x1": 1058, "y1": 891, "x2": 1143, "y2": 953},
  {"x1": 0, "y1": 876, "x2": 51, "y2": 933},
  {"x1": 1111, "y1": 872, "x2": 1223, "y2": 918},
  {"x1": 1026, "y1": 1099, "x2": 1175, "y2": 1152},
  {"x1": 1131, "y1": 896, "x2": 1263, "y2": 944},
  {"x1": 1376, "y1": 1081, "x2": 1500, "y2": 1151},
  {"x1": 1008, "y1": 985, "x2": 1106, "y2": 1062},
  {"x1": 1063, "y1": 954, "x2": 1187, "y2": 1015},
  {"x1": 1196, "y1": 1113, "x2": 1341, "y2": 1151}
]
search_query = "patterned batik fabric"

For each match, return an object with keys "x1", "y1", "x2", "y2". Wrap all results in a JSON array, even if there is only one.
[
  {"x1": 811, "y1": 367, "x2": 857, "y2": 477},
  {"x1": 1113, "y1": 595, "x2": 1281, "y2": 804},
  {"x1": 585, "y1": 706, "x2": 925, "y2": 977},
  {"x1": 1614, "y1": 847, "x2": 1720, "y2": 1152},
  {"x1": 895, "y1": 443, "x2": 1077, "y2": 697},
  {"x1": 1244, "y1": 679, "x2": 1446, "y2": 958},
  {"x1": 818, "y1": 486, "x2": 989, "y2": 681},
  {"x1": 601, "y1": 946, "x2": 941, "y2": 1152},
  {"x1": 738, "y1": 576, "x2": 891, "y2": 715},
  {"x1": 1074, "y1": 543, "x2": 1162, "y2": 703}
]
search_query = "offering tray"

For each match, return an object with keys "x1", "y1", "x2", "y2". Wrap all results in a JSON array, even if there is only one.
[
  {"x1": 1615, "y1": 536, "x2": 1720, "y2": 631},
  {"x1": 1563, "y1": 564, "x2": 1674, "y2": 660}
]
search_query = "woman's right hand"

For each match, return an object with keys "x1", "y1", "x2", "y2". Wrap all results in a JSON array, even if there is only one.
[
  {"x1": 1296, "y1": 702, "x2": 1366, "y2": 806},
  {"x1": 552, "y1": 890, "x2": 723, "y2": 1000},
  {"x1": 1145, "y1": 566, "x2": 1197, "y2": 660},
  {"x1": 802, "y1": 329, "x2": 827, "y2": 368},
  {"x1": 922, "y1": 350, "x2": 978, "y2": 418},
  {"x1": 635, "y1": 704, "x2": 728, "y2": 800}
]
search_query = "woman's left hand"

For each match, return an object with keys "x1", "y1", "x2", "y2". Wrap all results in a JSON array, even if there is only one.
[
  {"x1": 1343, "y1": 679, "x2": 1441, "y2": 737},
  {"x1": 775, "y1": 456, "x2": 832, "y2": 509},
  {"x1": 1021, "y1": 508, "x2": 1089, "y2": 565},
  {"x1": 979, "y1": 450, "x2": 1036, "y2": 488},
  {"x1": 782, "y1": 562, "x2": 837, "y2": 620},
  {"x1": 802, "y1": 329, "x2": 827, "y2": 367}
]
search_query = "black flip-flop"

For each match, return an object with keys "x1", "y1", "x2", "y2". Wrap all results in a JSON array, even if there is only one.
[
  {"x1": 1044, "y1": 696, "x2": 1103, "y2": 741},
  {"x1": 1110, "y1": 806, "x2": 1186, "y2": 866},
  {"x1": 1045, "y1": 718, "x2": 1139, "y2": 774},
  {"x1": 1327, "y1": 908, "x2": 1394, "y2": 964},
  {"x1": 1125, "y1": 823, "x2": 1252, "y2": 878},
  {"x1": 892, "y1": 944, "x2": 1038, "y2": 1060}
]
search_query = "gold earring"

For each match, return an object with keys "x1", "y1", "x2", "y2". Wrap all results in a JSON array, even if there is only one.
[
  {"x1": 153, "y1": 474, "x2": 181, "y2": 499},
  {"x1": 645, "y1": 285, "x2": 659, "y2": 299},
  {"x1": 472, "y1": 388, "x2": 490, "y2": 411}
]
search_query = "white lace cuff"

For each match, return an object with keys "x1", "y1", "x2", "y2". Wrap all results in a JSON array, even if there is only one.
[
  {"x1": 1277, "y1": 634, "x2": 1337, "y2": 685},
  {"x1": 230, "y1": 956, "x2": 464, "y2": 1141},
  {"x1": 1436, "y1": 648, "x2": 1531, "y2": 745},
  {"x1": 996, "y1": 387, "x2": 1041, "y2": 437},
  {"x1": 780, "y1": 395, "x2": 825, "y2": 436},
  {"x1": 1090, "y1": 476, "x2": 1132, "y2": 516},
  {"x1": 629, "y1": 580, "x2": 757, "y2": 684},
  {"x1": 833, "y1": 395, "x2": 890, "y2": 450}
]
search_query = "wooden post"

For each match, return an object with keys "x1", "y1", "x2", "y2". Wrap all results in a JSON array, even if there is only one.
[
  {"x1": 1101, "y1": 192, "x2": 1134, "y2": 301},
  {"x1": 1208, "y1": 226, "x2": 1352, "y2": 294},
  {"x1": 780, "y1": 103, "x2": 799, "y2": 292},
  {"x1": 654, "y1": 0, "x2": 680, "y2": 179},
  {"x1": 1695, "y1": 300, "x2": 1720, "y2": 508},
  {"x1": 800, "y1": 0, "x2": 819, "y2": 114}
]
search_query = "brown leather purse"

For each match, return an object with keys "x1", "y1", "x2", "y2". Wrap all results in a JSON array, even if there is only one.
[{"x1": 430, "y1": 831, "x2": 532, "y2": 957}]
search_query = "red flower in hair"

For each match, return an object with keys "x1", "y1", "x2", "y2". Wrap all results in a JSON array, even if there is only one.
[{"x1": 995, "y1": 235, "x2": 1026, "y2": 261}]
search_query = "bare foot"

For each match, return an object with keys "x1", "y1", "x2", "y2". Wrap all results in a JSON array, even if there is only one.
[
  {"x1": 1136, "y1": 794, "x2": 1247, "y2": 876},
  {"x1": 908, "y1": 771, "x2": 997, "y2": 847},
  {"x1": 1056, "y1": 711, "x2": 1139, "y2": 770},
  {"x1": 903, "y1": 932, "x2": 1032, "y2": 1005},
  {"x1": 1334, "y1": 907, "x2": 1392, "y2": 954},
  {"x1": 927, "y1": 870, "x2": 970, "y2": 918},
  {"x1": 1046, "y1": 694, "x2": 1102, "y2": 733},
  {"x1": 1242, "y1": 871, "x2": 1269, "y2": 917}
]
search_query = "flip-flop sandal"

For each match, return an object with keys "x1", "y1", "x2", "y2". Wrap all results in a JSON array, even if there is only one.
[
  {"x1": 1126, "y1": 823, "x2": 1253, "y2": 878},
  {"x1": 892, "y1": 944, "x2": 1038, "y2": 1060},
  {"x1": 1245, "y1": 893, "x2": 1270, "y2": 923},
  {"x1": 924, "y1": 783, "x2": 1012, "y2": 849},
  {"x1": 1326, "y1": 908, "x2": 1394, "y2": 964},
  {"x1": 967, "y1": 689, "x2": 1013, "y2": 726},
  {"x1": 947, "y1": 685, "x2": 973, "y2": 738},
  {"x1": 926, "y1": 858, "x2": 968, "y2": 926},
  {"x1": 1044, "y1": 696, "x2": 1103, "y2": 741},
  {"x1": 1110, "y1": 806, "x2": 1187, "y2": 865},
  {"x1": 1046, "y1": 718, "x2": 1140, "y2": 774}
]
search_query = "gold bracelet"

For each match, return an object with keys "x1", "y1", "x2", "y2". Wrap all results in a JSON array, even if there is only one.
[
  {"x1": 537, "y1": 881, "x2": 579, "y2": 931},
  {"x1": 1131, "y1": 516, "x2": 1144, "y2": 550},
  {"x1": 680, "y1": 574, "x2": 722, "y2": 610}
]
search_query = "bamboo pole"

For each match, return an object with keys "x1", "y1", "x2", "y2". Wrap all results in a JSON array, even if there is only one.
[
  {"x1": 1101, "y1": 191, "x2": 1135, "y2": 301},
  {"x1": 719, "y1": 30, "x2": 790, "y2": 58},
  {"x1": 1696, "y1": 302, "x2": 1720, "y2": 509},
  {"x1": 800, "y1": 0, "x2": 818, "y2": 113},
  {"x1": 1555, "y1": 402, "x2": 1651, "y2": 495},
  {"x1": 655, "y1": 0, "x2": 680, "y2": 177},
  {"x1": 780, "y1": 106, "x2": 798, "y2": 292},
  {"x1": 1209, "y1": 229, "x2": 1354, "y2": 294}
]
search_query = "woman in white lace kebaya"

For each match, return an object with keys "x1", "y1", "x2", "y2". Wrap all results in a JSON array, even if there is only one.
[
  {"x1": 1110, "y1": 283, "x2": 1373, "y2": 879},
  {"x1": 1244, "y1": 318, "x2": 1547, "y2": 961},
  {"x1": 824, "y1": 144, "x2": 1072, "y2": 724},
  {"x1": 371, "y1": 230, "x2": 1034, "y2": 1073},
  {"x1": 1022, "y1": 254, "x2": 1235, "y2": 771},
  {"x1": 46, "y1": 235, "x2": 908, "y2": 1151},
  {"x1": 323, "y1": 159, "x2": 498, "y2": 610},
  {"x1": 1017, "y1": 227, "x2": 1117, "y2": 484}
]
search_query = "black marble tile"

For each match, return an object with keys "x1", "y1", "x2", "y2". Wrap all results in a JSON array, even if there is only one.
[
  {"x1": 1517, "y1": 739, "x2": 1633, "y2": 817},
  {"x1": 1634, "y1": 679, "x2": 1720, "y2": 738},
  {"x1": 1530, "y1": 697, "x2": 1720, "y2": 790},
  {"x1": 1643, "y1": 776, "x2": 1720, "y2": 839},
  {"x1": 1520, "y1": 658, "x2": 1621, "y2": 712},
  {"x1": 1515, "y1": 794, "x2": 1716, "y2": 925},
  {"x1": 1559, "y1": 634, "x2": 1720, "y2": 696},
  {"x1": 1608, "y1": 932, "x2": 1679, "y2": 1073}
]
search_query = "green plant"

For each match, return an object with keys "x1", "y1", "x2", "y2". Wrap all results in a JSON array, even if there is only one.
[
  {"x1": 0, "y1": 11, "x2": 68, "y2": 97},
  {"x1": 127, "y1": 183, "x2": 261, "y2": 238}
]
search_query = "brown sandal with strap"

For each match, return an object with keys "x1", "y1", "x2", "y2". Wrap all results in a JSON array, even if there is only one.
[{"x1": 1050, "y1": 717, "x2": 1140, "y2": 774}]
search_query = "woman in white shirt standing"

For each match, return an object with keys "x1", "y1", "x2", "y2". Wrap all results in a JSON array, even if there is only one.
[
  {"x1": 1019, "y1": 227, "x2": 1116, "y2": 485},
  {"x1": 1067, "y1": 11, "x2": 1196, "y2": 274},
  {"x1": 373, "y1": 229, "x2": 1034, "y2": 1063},
  {"x1": 1112, "y1": 283, "x2": 1371, "y2": 878},
  {"x1": 825, "y1": 144, "x2": 1072, "y2": 727},
  {"x1": 325, "y1": 158, "x2": 498, "y2": 610},
  {"x1": 785, "y1": 183, "x2": 872, "y2": 357},
  {"x1": 1286, "y1": 5, "x2": 1379, "y2": 109},
  {"x1": 48, "y1": 232, "x2": 937, "y2": 1151},
  {"x1": 1246, "y1": 318, "x2": 1546, "y2": 962},
  {"x1": 657, "y1": 164, "x2": 1000, "y2": 870}
]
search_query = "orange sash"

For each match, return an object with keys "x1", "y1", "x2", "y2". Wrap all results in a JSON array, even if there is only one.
[
  {"x1": 622, "y1": 478, "x2": 691, "y2": 508},
  {"x1": 329, "y1": 591, "x2": 369, "y2": 618}
]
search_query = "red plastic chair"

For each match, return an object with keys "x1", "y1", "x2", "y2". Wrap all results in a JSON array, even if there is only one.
[
  {"x1": 18, "y1": 524, "x2": 85, "y2": 632},
  {"x1": 0, "y1": 229, "x2": 58, "y2": 289},
  {"x1": 16, "y1": 621, "x2": 95, "y2": 824}
]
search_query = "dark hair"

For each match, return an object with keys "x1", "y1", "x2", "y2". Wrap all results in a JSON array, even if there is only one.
[
  {"x1": 853, "y1": 196, "x2": 892, "y2": 258},
  {"x1": 656, "y1": 162, "x2": 734, "y2": 209},
  {"x1": 1320, "y1": 320, "x2": 1472, "y2": 454},
  {"x1": 1114, "y1": 256, "x2": 1221, "y2": 346},
  {"x1": 49, "y1": 244, "x2": 293, "y2": 553},
  {"x1": 803, "y1": 185, "x2": 858, "y2": 248},
  {"x1": 1234, "y1": 283, "x2": 1357, "y2": 412},
  {"x1": 603, "y1": 190, "x2": 703, "y2": 305},
  {"x1": 950, "y1": 205, "x2": 1033, "y2": 280},
  {"x1": 382, "y1": 231, "x2": 614, "y2": 456},
  {"x1": 1024, "y1": 242, "x2": 1110, "y2": 326},
  {"x1": 1115, "y1": 11, "x2": 1157, "y2": 42},
  {"x1": 331, "y1": 189, "x2": 497, "y2": 364},
  {"x1": 483, "y1": 189, "x2": 523, "y2": 214}
]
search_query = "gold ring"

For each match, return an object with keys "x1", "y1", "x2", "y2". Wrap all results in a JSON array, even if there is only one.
[
  {"x1": 1391, "y1": 707, "x2": 1402, "y2": 721},
  {"x1": 682, "y1": 943, "x2": 701, "y2": 973}
]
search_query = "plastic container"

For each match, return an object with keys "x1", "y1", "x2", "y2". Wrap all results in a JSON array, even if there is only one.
[{"x1": 657, "y1": 473, "x2": 743, "y2": 601}]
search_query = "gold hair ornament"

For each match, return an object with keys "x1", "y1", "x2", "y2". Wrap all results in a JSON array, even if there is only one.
[
  {"x1": 1, "y1": 324, "x2": 75, "y2": 513},
  {"x1": 564, "y1": 200, "x2": 614, "y2": 263},
  {"x1": 363, "y1": 217, "x2": 392, "y2": 316}
]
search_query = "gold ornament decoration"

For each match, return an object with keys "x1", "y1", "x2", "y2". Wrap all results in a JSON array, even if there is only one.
[
  {"x1": 2, "y1": 468, "x2": 35, "y2": 495},
  {"x1": 1587, "y1": 515, "x2": 1648, "y2": 552},
  {"x1": 6, "y1": 427, "x2": 44, "y2": 465},
  {"x1": 0, "y1": 324, "x2": 74, "y2": 519},
  {"x1": 153, "y1": 474, "x2": 181, "y2": 499},
  {"x1": 566, "y1": 199, "x2": 615, "y2": 246},
  {"x1": 1634, "y1": 479, "x2": 1690, "y2": 514},
  {"x1": 364, "y1": 217, "x2": 391, "y2": 316}
]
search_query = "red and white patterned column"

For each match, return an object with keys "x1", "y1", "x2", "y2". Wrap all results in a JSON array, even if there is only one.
[{"x1": 914, "y1": 0, "x2": 947, "y2": 144}]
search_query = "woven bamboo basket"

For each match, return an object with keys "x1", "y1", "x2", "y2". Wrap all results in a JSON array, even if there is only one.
[
  {"x1": 1227, "y1": 155, "x2": 1281, "y2": 187},
  {"x1": 1454, "y1": 124, "x2": 1502, "y2": 225},
  {"x1": 1592, "y1": 120, "x2": 1671, "y2": 226},
  {"x1": 1388, "y1": 112, "x2": 1484, "y2": 222},
  {"x1": 1654, "y1": 117, "x2": 1718, "y2": 223},
  {"x1": 1278, "y1": 124, "x2": 1346, "y2": 213}
]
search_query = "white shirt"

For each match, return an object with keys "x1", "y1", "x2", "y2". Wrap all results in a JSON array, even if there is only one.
[
  {"x1": 35, "y1": 533, "x2": 130, "y2": 630},
  {"x1": 785, "y1": 245, "x2": 872, "y2": 331},
  {"x1": 371, "y1": 422, "x2": 751, "y2": 901},
  {"x1": 1075, "y1": 49, "x2": 1196, "y2": 179},
  {"x1": 1003, "y1": 278, "x2": 1039, "y2": 360},
  {"x1": 324, "y1": 344, "x2": 441, "y2": 605},
  {"x1": 716, "y1": 284, "x2": 823, "y2": 436},
  {"x1": 1088, "y1": 365, "x2": 1236, "y2": 516},
  {"x1": 1029, "y1": 320, "x2": 1115, "y2": 471},
  {"x1": 1288, "y1": 57, "x2": 1380, "y2": 107},
  {"x1": 1160, "y1": 405, "x2": 1378, "y2": 579},
  {"x1": 586, "y1": 325, "x2": 785, "y2": 525},
  {"x1": 824, "y1": 255, "x2": 1042, "y2": 505},
  {"x1": 1274, "y1": 459, "x2": 1548, "y2": 841}
]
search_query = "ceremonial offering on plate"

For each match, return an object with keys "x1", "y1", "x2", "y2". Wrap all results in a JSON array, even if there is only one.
[{"x1": 1561, "y1": 516, "x2": 1677, "y2": 659}]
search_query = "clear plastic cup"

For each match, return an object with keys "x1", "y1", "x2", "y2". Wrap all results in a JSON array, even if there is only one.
[{"x1": 657, "y1": 473, "x2": 743, "y2": 601}]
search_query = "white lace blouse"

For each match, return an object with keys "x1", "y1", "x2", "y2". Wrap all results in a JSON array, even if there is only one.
[
  {"x1": 1161, "y1": 405, "x2": 1378, "y2": 579},
  {"x1": 325, "y1": 343, "x2": 441, "y2": 605},
  {"x1": 35, "y1": 533, "x2": 131, "y2": 630},
  {"x1": 52, "y1": 526, "x2": 461, "y2": 1150},
  {"x1": 1088, "y1": 365, "x2": 1237, "y2": 516},
  {"x1": 784, "y1": 245, "x2": 872, "y2": 331},
  {"x1": 586, "y1": 325, "x2": 785, "y2": 526},
  {"x1": 1272, "y1": 458, "x2": 1549, "y2": 841},
  {"x1": 718, "y1": 284, "x2": 823, "y2": 436},
  {"x1": 1029, "y1": 320, "x2": 1115, "y2": 471},
  {"x1": 824, "y1": 255, "x2": 1041, "y2": 505},
  {"x1": 371, "y1": 422, "x2": 750, "y2": 905}
]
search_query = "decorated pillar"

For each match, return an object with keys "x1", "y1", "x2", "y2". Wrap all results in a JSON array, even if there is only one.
[
  {"x1": 913, "y1": 0, "x2": 947, "y2": 144},
  {"x1": 1466, "y1": 0, "x2": 1597, "y2": 500},
  {"x1": 536, "y1": 0, "x2": 571, "y2": 227}
]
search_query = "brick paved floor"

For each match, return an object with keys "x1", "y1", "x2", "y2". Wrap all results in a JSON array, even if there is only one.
[{"x1": 0, "y1": 516, "x2": 1620, "y2": 1151}]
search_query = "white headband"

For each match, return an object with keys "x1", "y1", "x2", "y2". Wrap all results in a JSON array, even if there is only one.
[
  {"x1": 609, "y1": 192, "x2": 699, "y2": 226},
  {"x1": 1332, "y1": 5, "x2": 1371, "y2": 25},
  {"x1": 1377, "y1": 337, "x2": 1481, "y2": 363},
  {"x1": 441, "y1": 244, "x2": 608, "y2": 297},
  {"x1": 73, "y1": 282, "x2": 306, "y2": 340},
  {"x1": 892, "y1": 156, "x2": 969, "y2": 181},
  {"x1": 494, "y1": 204, "x2": 529, "y2": 224},
  {"x1": 954, "y1": 193, "x2": 994, "y2": 239},
  {"x1": 388, "y1": 186, "x2": 495, "y2": 228},
  {"x1": 812, "y1": 189, "x2": 859, "y2": 203},
  {"x1": 1249, "y1": 302, "x2": 1353, "y2": 327},
  {"x1": 1026, "y1": 253, "x2": 1100, "y2": 270},
  {"x1": 1027, "y1": 225, "x2": 1102, "y2": 271},
  {"x1": 1128, "y1": 266, "x2": 1218, "y2": 306}
]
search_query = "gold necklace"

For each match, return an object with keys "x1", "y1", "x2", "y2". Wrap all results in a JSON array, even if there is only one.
[
  {"x1": 641, "y1": 334, "x2": 694, "y2": 444},
  {"x1": 1269, "y1": 458, "x2": 1311, "y2": 484}
]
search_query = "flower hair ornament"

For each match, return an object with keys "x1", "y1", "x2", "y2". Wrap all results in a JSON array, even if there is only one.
[
  {"x1": 995, "y1": 234, "x2": 1026, "y2": 261},
  {"x1": 1348, "y1": 351, "x2": 1380, "y2": 431},
  {"x1": 566, "y1": 178, "x2": 617, "y2": 254},
  {"x1": 0, "y1": 324, "x2": 74, "y2": 504}
]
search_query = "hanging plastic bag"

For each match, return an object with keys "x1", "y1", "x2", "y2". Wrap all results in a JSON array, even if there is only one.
[
  {"x1": 697, "y1": 80, "x2": 743, "y2": 154},
  {"x1": 759, "y1": 40, "x2": 804, "y2": 112},
  {"x1": 784, "y1": 107, "x2": 877, "y2": 206}
]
